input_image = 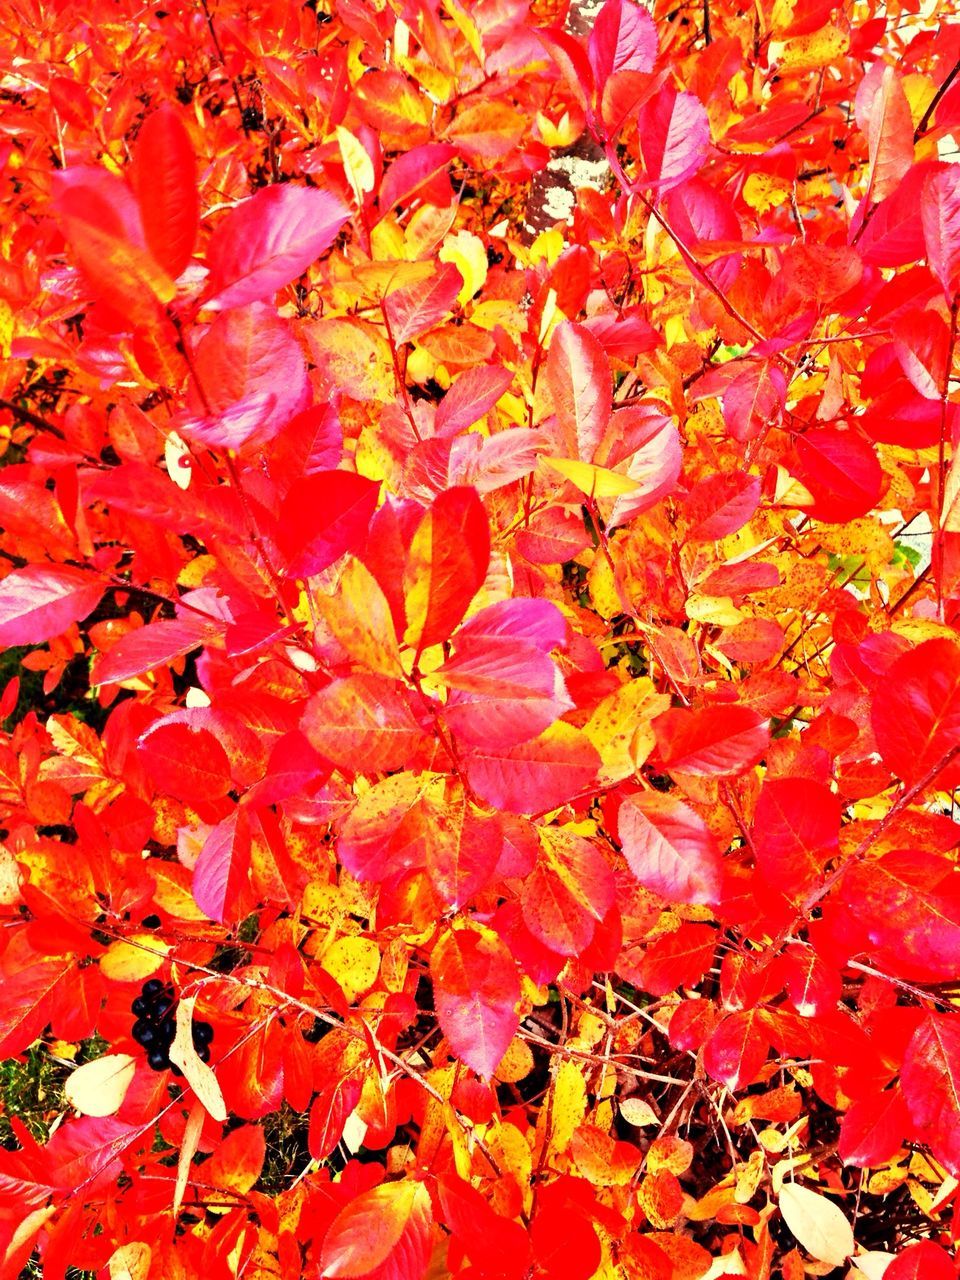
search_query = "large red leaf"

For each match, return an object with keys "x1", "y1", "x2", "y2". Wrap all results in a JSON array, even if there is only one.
[
  {"x1": 432, "y1": 925, "x2": 520, "y2": 1079},
  {"x1": 854, "y1": 62, "x2": 914, "y2": 204},
  {"x1": 790, "y1": 427, "x2": 883, "y2": 523},
  {"x1": 901, "y1": 1013, "x2": 960, "y2": 1175},
  {"x1": 751, "y1": 777, "x2": 840, "y2": 899},
  {"x1": 92, "y1": 616, "x2": 225, "y2": 685},
  {"x1": 884, "y1": 1241, "x2": 955, "y2": 1280},
  {"x1": 0, "y1": 566, "x2": 103, "y2": 646},
  {"x1": 436, "y1": 1175, "x2": 531, "y2": 1280},
  {"x1": 542, "y1": 321, "x2": 611, "y2": 463},
  {"x1": 0, "y1": 958, "x2": 77, "y2": 1058},
  {"x1": 131, "y1": 103, "x2": 198, "y2": 279},
  {"x1": 587, "y1": 0, "x2": 657, "y2": 84},
  {"x1": 871, "y1": 638, "x2": 960, "y2": 786},
  {"x1": 703, "y1": 1009, "x2": 771, "y2": 1091},
  {"x1": 192, "y1": 808, "x2": 256, "y2": 925},
  {"x1": 838, "y1": 1089, "x2": 910, "y2": 1167},
  {"x1": 617, "y1": 791, "x2": 723, "y2": 906},
  {"x1": 184, "y1": 304, "x2": 310, "y2": 450},
  {"x1": 464, "y1": 723, "x2": 600, "y2": 815},
  {"x1": 206, "y1": 184, "x2": 350, "y2": 310},
  {"x1": 138, "y1": 723, "x2": 233, "y2": 804},
  {"x1": 278, "y1": 471, "x2": 381, "y2": 579},
  {"x1": 635, "y1": 85, "x2": 710, "y2": 191},
  {"x1": 403, "y1": 487, "x2": 490, "y2": 654},
  {"x1": 654, "y1": 705, "x2": 769, "y2": 777},
  {"x1": 840, "y1": 851, "x2": 960, "y2": 982},
  {"x1": 319, "y1": 1179, "x2": 434, "y2": 1279},
  {"x1": 923, "y1": 167, "x2": 960, "y2": 301}
]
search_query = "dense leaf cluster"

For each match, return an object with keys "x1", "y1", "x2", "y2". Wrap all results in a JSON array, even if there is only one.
[{"x1": 0, "y1": 0, "x2": 959, "y2": 1277}]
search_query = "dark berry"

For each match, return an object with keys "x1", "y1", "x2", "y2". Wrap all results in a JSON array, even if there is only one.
[
  {"x1": 192, "y1": 1022, "x2": 214, "y2": 1046},
  {"x1": 147, "y1": 1049, "x2": 169, "y2": 1071},
  {"x1": 141, "y1": 914, "x2": 161, "y2": 929},
  {"x1": 153, "y1": 996, "x2": 173, "y2": 1019},
  {"x1": 142, "y1": 979, "x2": 165, "y2": 999},
  {"x1": 196, "y1": 1045, "x2": 211, "y2": 1064},
  {"x1": 156, "y1": 1019, "x2": 177, "y2": 1045},
  {"x1": 133, "y1": 1019, "x2": 157, "y2": 1046},
  {"x1": 171, "y1": 1064, "x2": 184, "y2": 1078},
  {"x1": 131, "y1": 996, "x2": 149, "y2": 1017}
]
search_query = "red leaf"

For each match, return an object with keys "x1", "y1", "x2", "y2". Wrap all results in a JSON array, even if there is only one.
[
  {"x1": 635, "y1": 85, "x2": 710, "y2": 191},
  {"x1": 704, "y1": 1009, "x2": 770, "y2": 1091},
  {"x1": 319, "y1": 1179, "x2": 434, "y2": 1279},
  {"x1": 0, "y1": 566, "x2": 102, "y2": 646},
  {"x1": 92, "y1": 616, "x2": 224, "y2": 685},
  {"x1": 436, "y1": 1175, "x2": 531, "y2": 1280},
  {"x1": 790, "y1": 426, "x2": 883, "y2": 523},
  {"x1": 131, "y1": 103, "x2": 198, "y2": 278},
  {"x1": 587, "y1": 0, "x2": 657, "y2": 84},
  {"x1": 308, "y1": 1073, "x2": 364, "y2": 1162},
  {"x1": 530, "y1": 1184, "x2": 602, "y2": 1280},
  {"x1": 0, "y1": 958, "x2": 77, "y2": 1058},
  {"x1": 521, "y1": 828, "x2": 615, "y2": 956},
  {"x1": 378, "y1": 143, "x2": 458, "y2": 213},
  {"x1": 682, "y1": 472, "x2": 761, "y2": 542},
  {"x1": 751, "y1": 777, "x2": 840, "y2": 899},
  {"x1": 923, "y1": 167, "x2": 960, "y2": 301},
  {"x1": 840, "y1": 851, "x2": 960, "y2": 983},
  {"x1": 383, "y1": 262, "x2": 463, "y2": 344},
  {"x1": 206, "y1": 184, "x2": 349, "y2": 310},
  {"x1": 424, "y1": 791, "x2": 501, "y2": 909},
  {"x1": 138, "y1": 723, "x2": 233, "y2": 803},
  {"x1": 654, "y1": 705, "x2": 768, "y2": 777},
  {"x1": 464, "y1": 723, "x2": 600, "y2": 815},
  {"x1": 871, "y1": 638, "x2": 960, "y2": 786},
  {"x1": 902, "y1": 1013, "x2": 960, "y2": 1175},
  {"x1": 192, "y1": 808, "x2": 256, "y2": 925},
  {"x1": 184, "y1": 304, "x2": 310, "y2": 450},
  {"x1": 436, "y1": 364, "x2": 515, "y2": 436},
  {"x1": 403, "y1": 487, "x2": 490, "y2": 654},
  {"x1": 278, "y1": 471, "x2": 381, "y2": 579},
  {"x1": 854, "y1": 62, "x2": 914, "y2": 204},
  {"x1": 543, "y1": 321, "x2": 611, "y2": 463},
  {"x1": 432, "y1": 925, "x2": 520, "y2": 1078},
  {"x1": 617, "y1": 791, "x2": 723, "y2": 905},
  {"x1": 838, "y1": 1089, "x2": 910, "y2": 1167},
  {"x1": 884, "y1": 1241, "x2": 956, "y2": 1280}
]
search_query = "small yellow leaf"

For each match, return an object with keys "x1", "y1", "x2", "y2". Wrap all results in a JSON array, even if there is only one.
[
  {"x1": 439, "y1": 230, "x2": 487, "y2": 307},
  {"x1": 64, "y1": 1054, "x2": 136, "y2": 1117},
  {"x1": 584, "y1": 677, "x2": 671, "y2": 784},
  {"x1": 619, "y1": 1097, "x2": 660, "y2": 1127},
  {"x1": 544, "y1": 1059, "x2": 587, "y2": 1158},
  {"x1": 99, "y1": 934, "x2": 169, "y2": 982},
  {"x1": 543, "y1": 456, "x2": 640, "y2": 498},
  {"x1": 335, "y1": 126, "x2": 375, "y2": 205},
  {"x1": 322, "y1": 936, "x2": 381, "y2": 1003},
  {"x1": 778, "y1": 1182, "x2": 855, "y2": 1267}
]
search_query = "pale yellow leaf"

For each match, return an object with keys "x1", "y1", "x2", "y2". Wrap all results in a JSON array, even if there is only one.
[
  {"x1": 543, "y1": 456, "x2": 640, "y2": 498},
  {"x1": 544, "y1": 1059, "x2": 587, "y2": 1158},
  {"x1": 778, "y1": 1182, "x2": 855, "y2": 1266},
  {"x1": 439, "y1": 230, "x2": 487, "y2": 306},
  {"x1": 170, "y1": 995, "x2": 227, "y2": 1122},
  {"x1": 174, "y1": 1099, "x2": 206, "y2": 1217},
  {"x1": 108, "y1": 1242, "x2": 152, "y2": 1280},
  {"x1": 619, "y1": 1097, "x2": 660, "y2": 1127},
  {"x1": 583, "y1": 677, "x2": 671, "y2": 784},
  {"x1": 64, "y1": 1054, "x2": 136, "y2": 1117}
]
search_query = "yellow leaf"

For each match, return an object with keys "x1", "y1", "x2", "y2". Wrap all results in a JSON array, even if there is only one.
[
  {"x1": 319, "y1": 559, "x2": 402, "y2": 677},
  {"x1": 321, "y1": 935, "x2": 381, "y2": 1003},
  {"x1": 544, "y1": 1058, "x2": 587, "y2": 1158},
  {"x1": 439, "y1": 230, "x2": 487, "y2": 306},
  {"x1": 775, "y1": 25, "x2": 849, "y2": 71},
  {"x1": 542, "y1": 456, "x2": 640, "y2": 498},
  {"x1": 494, "y1": 1037, "x2": 534, "y2": 1083},
  {"x1": 64, "y1": 1054, "x2": 136, "y2": 1117},
  {"x1": 619, "y1": 1097, "x2": 660, "y2": 1127},
  {"x1": 584, "y1": 677, "x2": 671, "y2": 784},
  {"x1": 335, "y1": 126, "x2": 375, "y2": 205},
  {"x1": 108, "y1": 1242, "x2": 152, "y2": 1280},
  {"x1": 743, "y1": 172, "x2": 791, "y2": 213},
  {"x1": 441, "y1": 0, "x2": 482, "y2": 61},
  {"x1": 99, "y1": 934, "x2": 168, "y2": 982}
]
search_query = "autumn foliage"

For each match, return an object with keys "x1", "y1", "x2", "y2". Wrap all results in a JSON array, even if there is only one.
[{"x1": 3, "y1": 0, "x2": 960, "y2": 1275}]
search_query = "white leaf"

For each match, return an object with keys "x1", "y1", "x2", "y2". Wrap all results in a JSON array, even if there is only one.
[
  {"x1": 169, "y1": 994, "x2": 227, "y2": 1122},
  {"x1": 778, "y1": 1182, "x2": 855, "y2": 1267}
]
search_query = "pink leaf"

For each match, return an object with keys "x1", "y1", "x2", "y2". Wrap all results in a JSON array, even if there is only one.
[
  {"x1": 432, "y1": 925, "x2": 520, "y2": 1078},
  {"x1": 617, "y1": 791, "x2": 723, "y2": 905},
  {"x1": 922, "y1": 167, "x2": 960, "y2": 300},
  {"x1": 543, "y1": 321, "x2": 612, "y2": 463},
  {"x1": 587, "y1": 0, "x2": 657, "y2": 83},
  {"x1": 635, "y1": 86, "x2": 710, "y2": 192},
  {"x1": 192, "y1": 808, "x2": 255, "y2": 925},
  {"x1": 0, "y1": 565, "x2": 102, "y2": 646},
  {"x1": 383, "y1": 262, "x2": 463, "y2": 343},
  {"x1": 464, "y1": 723, "x2": 600, "y2": 815},
  {"x1": 206, "y1": 184, "x2": 350, "y2": 310}
]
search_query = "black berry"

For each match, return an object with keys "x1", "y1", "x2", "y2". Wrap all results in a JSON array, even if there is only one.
[
  {"x1": 147, "y1": 1049, "x2": 169, "y2": 1071},
  {"x1": 142, "y1": 979, "x2": 165, "y2": 999},
  {"x1": 141, "y1": 914, "x2": 161, "y2": 929},
  {"x1": 192, "y1": 1022, "x2": 214, "y2": 1046},
  {"x1": 131, "y1": 996, "x2": 149, "y2": 1017}
]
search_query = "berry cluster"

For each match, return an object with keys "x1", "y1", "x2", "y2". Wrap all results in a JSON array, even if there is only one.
[{"x1": 130, "y1": 979, "x2": 214, "y2": 1073}]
